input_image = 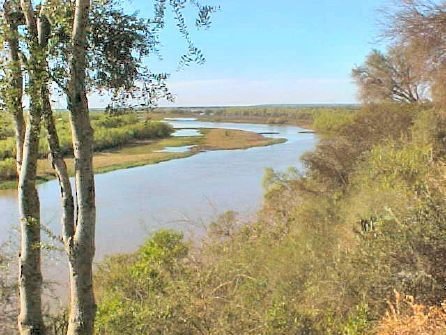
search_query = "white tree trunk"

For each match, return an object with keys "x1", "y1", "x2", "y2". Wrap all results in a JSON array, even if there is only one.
[
  {"x1": 3, "y1": 1, "x2": 44, "y2": 333},
  {"x1": 17, "y1": 110, "x2": 45, "y2": 335},
  {"x1": 2, "y1": 1, "x2": 25, "y2": 173},
  {"x1": 66, "y1": 1, "x2": 97, "y2": 334}
]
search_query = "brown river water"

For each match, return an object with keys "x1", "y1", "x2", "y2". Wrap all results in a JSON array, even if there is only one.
[{"x1": 0, "y1": 119, "x2": 316, "y2": 267}]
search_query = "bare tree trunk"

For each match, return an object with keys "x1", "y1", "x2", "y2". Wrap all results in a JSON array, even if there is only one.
[
  {"x1": 66, "y1": 1, "x2": 96, "y2": 334},
  {"x1": 37, "y1": 12, "x2": 76, "y2": 251},
  {"x1": 15, "y1": 1, "x2": 48, "y2": 334},
  {"x1": 41, "y1": 90, "x2": 75, "y2": 248},
  {"x1": 17, "y1": 108, "x2": 45, "y2": 335},
  {"x1": 13, "y1": 112, "x2": 26, "y2": 173},
  {"x1": 3, "y1": 1, "x2": 25, "y2": 173},
  {"x1": 4, "y1": 1, "x2": 44, "y2": 334}
]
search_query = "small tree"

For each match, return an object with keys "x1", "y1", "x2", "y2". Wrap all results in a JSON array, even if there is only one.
[{"x1": 1, "y1": 1, "x2": 218, "y2": 334}]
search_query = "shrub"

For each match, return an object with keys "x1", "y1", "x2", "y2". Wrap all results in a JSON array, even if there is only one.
[
  {"x1": 95, "y1": 230, "x2": 192, "y2": 335},
  {"x1": 0, "y1": 158, "x2": 16, "y2": 181},
  {"x1": 375, "y1": 292, "x2": 446, "y2": 335},
  {"x1": 94, "y1": 105, "x2": 446, "y2": 334},
  {"x1": 312, "y1": 109, "x2": 356, "y2": 133}
]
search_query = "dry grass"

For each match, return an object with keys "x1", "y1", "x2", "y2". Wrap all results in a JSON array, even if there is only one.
[
  {"x1": 197, "y1": 128, "x2": 285, "y2": 150},
  {"x1": 375, "y1": 292, "x2": 446, "y2": 335}
]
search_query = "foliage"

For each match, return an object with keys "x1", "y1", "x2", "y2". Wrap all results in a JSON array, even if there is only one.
[
  {"x1": 352, "y1": 46, "x2": 428, "y2": 104},
  {"x1": 312, "y1": 109, "x2": 356, "y2": 133},
  {"x1": 44, "y1": 0, "x2": 218, "y2": 112},
  {"x1": 95, "y1": 230, "x2": 193, "y2": 335},
  {"x1": 0, "y1": 113, "x2": 173, "y2": 181},
  {"x1": 383, "y1": 0, "x2": 446, "y2": 106},
  {"x1": 0, "y1": 246, "x2": 18, "y2": 335},
  {"x1": 0, "y1": 158, "x2": 17, "y2": 181}
]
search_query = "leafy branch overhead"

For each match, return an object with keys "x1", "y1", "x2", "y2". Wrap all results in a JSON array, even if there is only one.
[
  {"x1": 0, "y1": 1, "x2": 218, "y2": 334},
  {"x1": 41, "y1": 0, "x2": 219, "y2": 113},
  {"x1": 0, "y1": 0, "x2": 218, "y2": 113}
]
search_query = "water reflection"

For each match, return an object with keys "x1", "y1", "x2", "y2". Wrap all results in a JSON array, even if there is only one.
[
  {"x1": 172, "y1": 129, "x2": 202, "y2": 137},
  {"x1": 156, "y1": 145, "x2": 196, "y2": 153}
]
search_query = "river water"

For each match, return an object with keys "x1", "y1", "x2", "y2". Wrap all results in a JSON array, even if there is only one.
[{"x1": 0, "y1": 119, "x2": 316, "y2": 258}]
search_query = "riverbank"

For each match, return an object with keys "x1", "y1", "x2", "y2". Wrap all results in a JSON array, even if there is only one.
[
  {"x1": 199, "y1": 115, "x2": 314, "y2": 128},
  {"x1": 144, "y1": 111, "x2": 315, "y2": 129},
  {"x1": 0, "y1": 128, "x2": 285, "y2": 190}
]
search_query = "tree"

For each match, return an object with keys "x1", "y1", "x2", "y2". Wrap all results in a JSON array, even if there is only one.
[
  {"x1": 352, "y1": 45, "x2": 428, "y2": 104},
  {"x1": 1, "y1": 1, "x2": 217, "y2": 334},
  {"x1": 2, "y1": 1, "x2": 47, "y2": 333},
  {"x1": 383, "y1": 0, "x2": 446, "y2": 105}
]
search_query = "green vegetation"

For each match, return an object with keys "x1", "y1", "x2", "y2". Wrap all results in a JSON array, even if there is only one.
[
  {"x1": 150, "y1": 105, "x2": 359, "y2": 129},
  {"x1": 0, "y1": 113, "x2": 173, "y2": 161},
  {"x1": 0, "y1": 122, "x2": 283, "y2": 190},
  {"x1": 199, "y1": 128, "x2": 285, "y2": 150},
  {"x1": 0, "y1": 248, "x2": 17, "y2": 335},
  {"x1": 0, "y1": 113, "x2": 174, "y2": 185},
  {"x1": 312, "y1": 109, "x2": 357, "y2": 133},
  {"x1": 95, "y1": 104, "x2": 446, "y2": 334},
  {"x1": 81, "y1": 128, "x2": 282, "y2": 177}
]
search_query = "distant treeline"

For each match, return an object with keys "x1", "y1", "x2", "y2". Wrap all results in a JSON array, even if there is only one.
[{"x1": 157, "y1": 105, "x2": 360, "y2": 128}]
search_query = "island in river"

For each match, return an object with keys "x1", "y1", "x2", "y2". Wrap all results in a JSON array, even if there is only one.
[{"x1": 0, "y1": 127, "x2": 285, "y2": 190}]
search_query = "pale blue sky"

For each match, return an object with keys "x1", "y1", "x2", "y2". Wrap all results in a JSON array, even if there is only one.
[{"x1": 91, "y1": 0, "x2": 388, "y2": 107}]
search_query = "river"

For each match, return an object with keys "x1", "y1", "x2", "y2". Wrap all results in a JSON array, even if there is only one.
[{"x1": 0, "y1": 119, "x2": 316, "y2": 259}]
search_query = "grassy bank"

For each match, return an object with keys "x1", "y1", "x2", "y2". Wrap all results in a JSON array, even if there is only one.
[
  {"x1": 0, "y1": 113, "x2": 174, "y2": 187},
  {"x1": 0, "y1": 128, "x2": 284, "y2": 190}
]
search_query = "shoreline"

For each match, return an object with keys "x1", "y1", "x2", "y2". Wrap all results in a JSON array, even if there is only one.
[
  {"x1": 146, "y1": 112, "x2": 315, "y2": 130},
  {"x1": 0, "y1": 128, "x2": 286, "y2": 191}
]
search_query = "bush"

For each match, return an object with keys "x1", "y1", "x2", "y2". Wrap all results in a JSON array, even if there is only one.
[
  {"x1": 95, "y1": 230, "x2": 192, "y2": 335},
  {"x1": 0, "y1": 158, "x2": 16, "y2": 181},
  {"x1": 312, "y1": 109, "x2": 356, "y2": 133},
  {"x1": 0, "y1": 114, "x2": 173, "y2": 159}
]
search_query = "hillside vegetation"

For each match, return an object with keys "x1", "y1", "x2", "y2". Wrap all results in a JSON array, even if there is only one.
[{"x1": 95, "y1": 103, "x2": 446, "y2": 334}]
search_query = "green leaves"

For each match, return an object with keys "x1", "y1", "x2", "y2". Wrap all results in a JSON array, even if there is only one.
[{"x1": 95, "y1": 230, "x2": 191, "y2": 335}]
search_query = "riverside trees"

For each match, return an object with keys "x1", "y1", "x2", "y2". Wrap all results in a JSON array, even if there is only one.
[{"x1": 0, "y1": 0, "x2": 216, "y2": 334}]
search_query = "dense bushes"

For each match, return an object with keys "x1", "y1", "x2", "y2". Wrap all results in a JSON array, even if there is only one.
[
  {"x1": 95, "y1": 103, "x2": 446, "y2": 334},
  {"x1": 0, "y1": 158, "x2": 17, "y2": 181},
  {"x1": 92, "y1": 121, "x2": 173, "y2": 151},
  {"x1": 95, "y1": 230, "x2": 192, "y2": 335},
  {"x1": 374, "y1": 293, "x2": 446, "y2": 334},
  {"x1": 312, "y1": 109, "x2": 356, "y2": 133},
  {"x1": 0, "y1": 248, "x2": 18, "y2": 335}
]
